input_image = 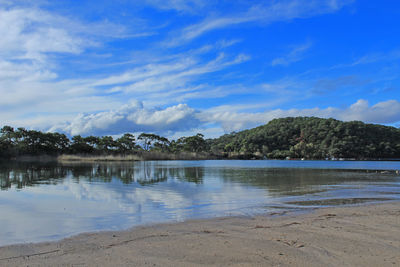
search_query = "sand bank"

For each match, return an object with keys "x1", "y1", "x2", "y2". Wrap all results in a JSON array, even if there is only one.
[{"x1": 1, "y1": 202, "x2": 399, "y2": 266}]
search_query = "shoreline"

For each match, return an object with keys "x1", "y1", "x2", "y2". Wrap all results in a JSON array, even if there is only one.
[
  {"x1": 4, "y1": 153, "x2": 400, "y2": 163},
  {"x1": 1, "y1": 202, "x2": 399, "y2": 266}
]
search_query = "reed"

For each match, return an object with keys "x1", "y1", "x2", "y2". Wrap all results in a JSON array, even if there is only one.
[
  {"x1": 58, "y1": 154, "x2": 142, "y2": 162},
  {"x1": 58, "y1": 151, "x2": 217, "y2": 162}
]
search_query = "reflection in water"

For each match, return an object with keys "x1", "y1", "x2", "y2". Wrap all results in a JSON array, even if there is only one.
[
  {"x1": 0, "y1": 162, "x2": 66, "y2": 190},
  {"x1": 0, "y1": 162, "x2": 177, "y2": 189},
  {"x1": 215, "y1": 168, "x2": 398, "y2": 196},
  {"x1": 175, "y1": 167, "x2": 204, "y2": 184},
  {"x1": 0, "y1": 160, "x2": 399, "y2": 246},
  {"x1": 0, "y1": 161, "x2": 208, "y2": 190},
  {"x1": 2, "y1": 161, "x2": 397, "y2": 193}
]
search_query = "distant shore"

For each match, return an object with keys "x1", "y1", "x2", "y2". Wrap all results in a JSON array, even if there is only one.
[
  {"x1": 5, "y1": 153, "x2": 400, "y2": 163},
  {"x1": 1, "y1": 202, "x2": 399, "y2": 266},
  {"x1": 4, "y1": 152, "x2": 217, "y2": 163}
]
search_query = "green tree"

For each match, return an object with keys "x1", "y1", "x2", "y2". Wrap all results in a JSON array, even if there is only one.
[
  {"x1": 138, "y1": 133, "x2": 165, "y2": 151},
  {"x1": 71, "y1": 135, "x2": 94, "y2": 154},
  {"x1": 116, "y1": 133, "x2": 136, "y2": 154},
  {"x1": 177, "y1": 133, "x2": 207, "y2": 152}
]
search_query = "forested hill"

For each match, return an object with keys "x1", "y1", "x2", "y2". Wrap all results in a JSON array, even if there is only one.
[
  {"x1": 209, "y1": 117, "x2": 400, "y2": 159},
  {"x1": 1, "y1": 117, "x2": 400, "y2": 160}
]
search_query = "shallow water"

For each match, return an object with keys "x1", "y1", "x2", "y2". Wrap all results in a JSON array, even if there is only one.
[{"x1": 0, "y1": 160, "x2": 399, "y2": 246}]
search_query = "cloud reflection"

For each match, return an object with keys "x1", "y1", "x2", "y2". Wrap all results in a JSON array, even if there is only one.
[{"x1": 0, "y1": 162, "x2": 271, "y2": 245}]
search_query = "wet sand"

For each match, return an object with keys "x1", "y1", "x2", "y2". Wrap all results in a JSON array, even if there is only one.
[{"x1": 0, "y1": 202, "x2": 399, "y2": 267}]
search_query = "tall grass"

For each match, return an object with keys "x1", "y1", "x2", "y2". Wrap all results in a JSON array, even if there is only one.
[
  {"x1": 58, "y1": 154, "x2": 142, "y2": 162},
  {"x1": 58, "y1": 152, "x2": 216, "y2": 162}
]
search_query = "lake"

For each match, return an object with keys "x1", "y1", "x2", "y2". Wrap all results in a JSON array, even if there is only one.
[{"x1": 1, "y1": 160, "x2": 399, "y2": 246}]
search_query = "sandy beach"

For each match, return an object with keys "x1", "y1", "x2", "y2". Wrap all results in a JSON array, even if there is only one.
[{"x1": 0, "y1": 202, "x2": 399, "y2": 267}]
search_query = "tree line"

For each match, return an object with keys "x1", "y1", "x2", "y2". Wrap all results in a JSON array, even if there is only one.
[
  {"x1": 1, "y1": 117, "x2": 400, "y2": 160},
  {"x1": 0, "y1": 126, "x2": 208, "y2": 158}
]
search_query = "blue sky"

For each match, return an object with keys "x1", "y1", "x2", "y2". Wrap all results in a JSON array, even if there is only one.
[{"x1": 1, "y1": 0, "x2": 399, "y2": 138}]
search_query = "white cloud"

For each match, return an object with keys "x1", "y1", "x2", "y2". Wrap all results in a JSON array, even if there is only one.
[
  {"x1": 1, "y1": 0, "x2": 396, "y2": 141},
  {"x1": 331, "y1": 49, "x2": 400, "y2": 69},
  {"x1": 144, "y1": 0, "x2": 207, "y2": 13},
  {"x1": 48, "y1": 99, "x2": 400, "y2": 138},
  {"x1": 174, "y1": 16, "x2": 250, "y2": 45},
  {"x1": 0, "y1": 4, "x2": 151, "y2": 128},
  {"x1": 271, "y1": 41, "x2": 312, "y2": 66},
  {"x1": 0, "y1": 6, "x2": 102, "y2": 110},
  {"x1": 0, "y1": 68, "x2": 122, "y2": 127},
  {"x1": 0, "y1": 8, "x2": 87, "y2": 62},
  {"x1": 0, "y1": 11, "x2": 249, "y2": 129},
  {"x1": 168, "y1": 0, "x2": 353, "y2": 46},
  {"x1": 93, "y1": 52, "x2": 250, "y2": 106},
  {"x1": 199, "y1": 99, "x2": 400, "y2": 133},
  {"x1": 50, "y1": 101, "x2": 200, "y2": 136},
  {"x1": 340, "y1": 99, "x2": 400, "y2": 123}
]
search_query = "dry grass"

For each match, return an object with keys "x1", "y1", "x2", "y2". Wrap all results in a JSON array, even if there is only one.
[
  {"x1": 58, "y1": 151, "x2": 217, "y2": 162},
  {"x1": 138, "y1": 151, "x2": 213, "y2": 160},
  {"x1": 58, "y1": 154, "x2": 142, "y2": 162}
]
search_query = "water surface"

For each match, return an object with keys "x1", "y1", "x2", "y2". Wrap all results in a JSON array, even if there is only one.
[{"x1": 0, "y1": 160, "x2": 399, "y2": 246}]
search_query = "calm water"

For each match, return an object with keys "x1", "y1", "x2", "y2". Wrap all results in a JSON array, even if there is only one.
[{"x1": 0, "y1": 160, "x2": 400, "y2": 246}]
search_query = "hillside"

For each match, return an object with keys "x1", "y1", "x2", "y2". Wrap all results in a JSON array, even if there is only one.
[
  {"x1": 209, "y1": 117, "x2": 400, "y2": 159},
  {"x1": 1, "y1": 117, "x2": 400, "y2": 160}
]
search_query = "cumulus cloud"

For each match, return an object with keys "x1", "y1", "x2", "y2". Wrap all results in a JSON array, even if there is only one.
[
  {"x1": 49, "y1": 99, "x2": 400, "y2": 137},
  {"x1": 199, "y1": 99, "x2": 400, "y2": 133},
  {"x1": 340, "y1": 99, "x2": 400, "y2": 123},
  {"x1": 50, "y1": 101, "x2": 200, "y2": 136}
]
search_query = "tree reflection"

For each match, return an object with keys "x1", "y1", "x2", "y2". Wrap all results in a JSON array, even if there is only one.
[
  {"x1": 0, "y1": 162, "x2": 67, "y2": 190},
  {"x1": 214, "y1": 168, "x2": 399, "y2": 197},
  {"x1": 0, "y1": 162, "x2": 205, "y2": 190},
  {"x1": 135, "y1": 162, "x2": 168, "y2": 185},
  {"x1": 0, "y1": 161, "x2": 397, "y2": 198},
  {"x1": 173, "y1": 167, "x2": 204, "y2": 184},
  {"x1": 60, "y1": 162, "x2": 171, "y2": 186}
]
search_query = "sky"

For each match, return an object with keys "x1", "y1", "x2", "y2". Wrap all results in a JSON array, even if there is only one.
[{"x1": 1, "y1": 0, "x2": 400, "y2": 139}]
